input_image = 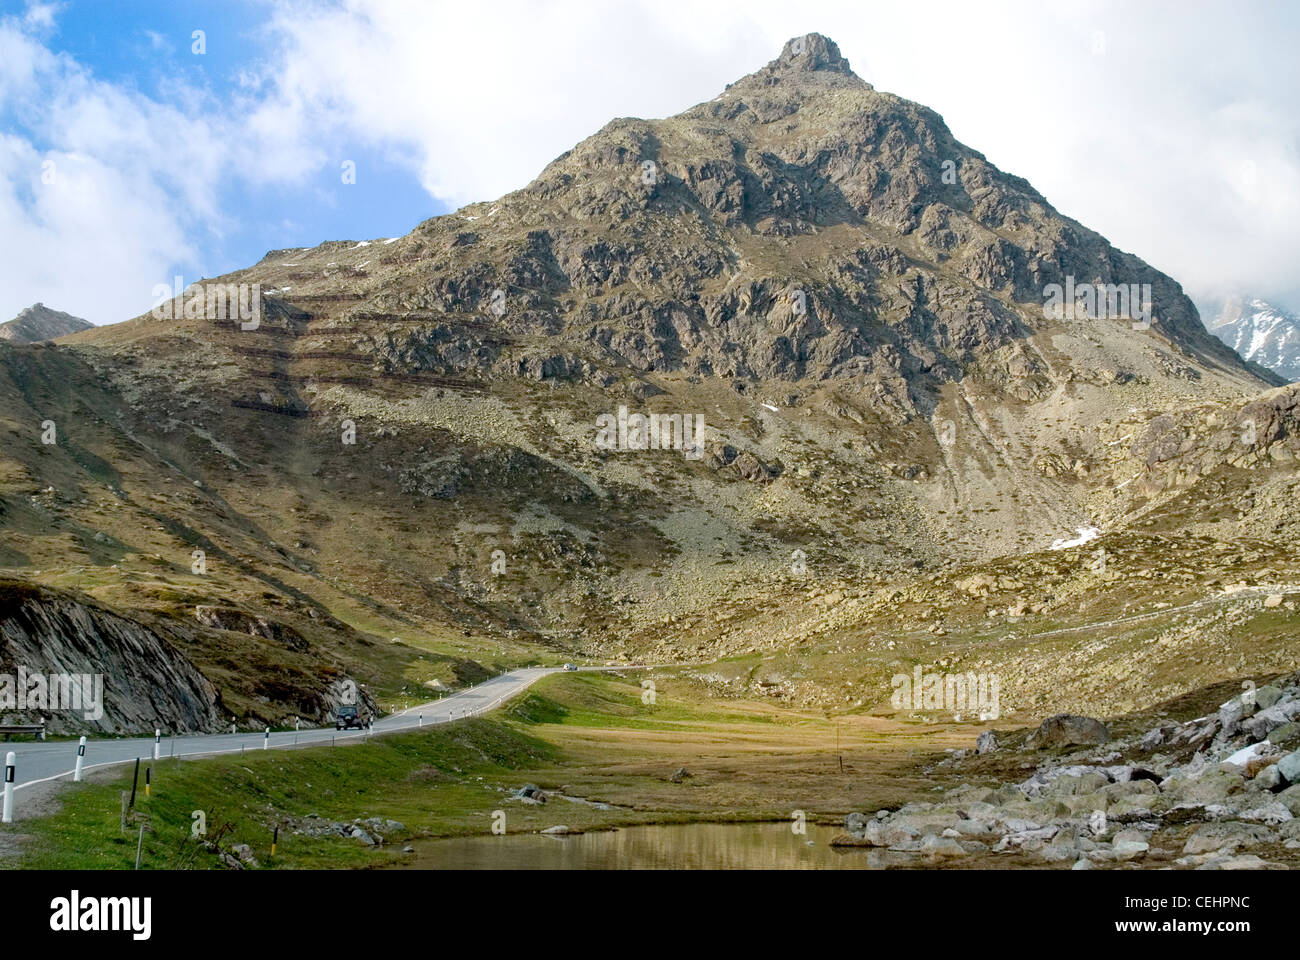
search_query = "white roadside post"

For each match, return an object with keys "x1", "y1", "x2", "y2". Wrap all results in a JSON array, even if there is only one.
[
  {"x1": 153, "y1": 729, "x2": 161, "y2": 761},
  {"x1": 418, "y1": 714, "x2": 423, "y2": 727},
  {"x1": 74, "y1": 736, "x2": 86, "y2": 782},
  {"x1": 2, "y1": 752, "x2": 14, "y2": 823},
  {"x1": 263, "y1": 727, "x2": 270, "y2": 750}
]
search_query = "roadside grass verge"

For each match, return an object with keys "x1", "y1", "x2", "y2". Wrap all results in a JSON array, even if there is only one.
[{"x1": 8, "y1": 717, "x2": 558, "y2": 870}]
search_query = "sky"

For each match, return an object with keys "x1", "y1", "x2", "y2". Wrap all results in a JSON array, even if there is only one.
[{"x1": 1, "y1": 0, "x2": 1298, "y2": 325}]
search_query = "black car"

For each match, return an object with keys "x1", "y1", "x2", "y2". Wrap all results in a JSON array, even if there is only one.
[{"x1": 336, "y1": 704, "x2": 366, "y2": 730}]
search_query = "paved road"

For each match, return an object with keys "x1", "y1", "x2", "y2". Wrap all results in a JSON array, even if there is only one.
[{"x1": 6, "y1": 666, "x2": 568, "y2": 792}]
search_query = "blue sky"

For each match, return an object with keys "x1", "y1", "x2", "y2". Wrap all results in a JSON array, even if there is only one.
[
  {"x1": 2, "y1": 0, "x2": 1299, "y2": 325},
  {"x1": 0, "y1": 0, "x2": 438, "y2": 315}
]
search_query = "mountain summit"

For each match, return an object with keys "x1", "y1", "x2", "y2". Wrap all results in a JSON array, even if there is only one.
[
  {"x1": 0, "y1": 303, "x2": 92, "y2": 343},
  {"x1": 767, "y1": 32, "x2": 858, "y2": 77}
]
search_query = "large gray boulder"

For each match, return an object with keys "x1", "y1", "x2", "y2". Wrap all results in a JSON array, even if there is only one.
[
  {"x1": 1027, "y1": 714, "x2": 1111, "y2": 749},
  {"x1": 1278, "y1": 749, "x2": 1300, "y2": 785}
]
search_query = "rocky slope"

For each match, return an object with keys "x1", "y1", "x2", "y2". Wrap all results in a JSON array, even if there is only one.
[
  {"x1": 837, "y1": 673, "x2": 1300, "y2": 869},
  {"x1": 1207, "y1": 296, "x2": 1300, "y2": 383},
  {"x1": 0, "y1": 304, "x2": 92, "y2": 343},
  {"x1": 0, "y1": 34, "x2": 1295, "y2": 726}
]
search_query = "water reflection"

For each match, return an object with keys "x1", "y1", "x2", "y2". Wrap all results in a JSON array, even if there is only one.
[{"x1": 399, "y1": 822, "x2": 905, "y2": 870}]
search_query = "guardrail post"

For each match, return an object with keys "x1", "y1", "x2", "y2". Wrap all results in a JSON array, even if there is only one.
[
  {"x1": 2, "y1": 752, "x2": 14, "y2": 822},
  {"x1": 74, "y1": 736, "x2": 86, "y2": 782}
]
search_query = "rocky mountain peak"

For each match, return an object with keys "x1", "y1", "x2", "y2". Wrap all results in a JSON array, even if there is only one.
[
  {"x1": 0, "y1": 302, "x2": 93, "y2": 343},
  {"x1": 776, "y1": 33, "x2": 854, "y2": 75},
  {"x1": 731, "y1": 33, "x2": 867, "y2": 93}
]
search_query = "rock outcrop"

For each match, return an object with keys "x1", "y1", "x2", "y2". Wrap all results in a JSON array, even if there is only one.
[{"x1": 0, "y1": 580, "x2": 223, "y2": 734}]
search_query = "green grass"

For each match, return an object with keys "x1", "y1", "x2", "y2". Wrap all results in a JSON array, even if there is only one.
[
  {"x1": 9, "y1": 717, "x2": 558, "y2": 870},
  {"x1": 507, "y1": 672, "x2": 779, "y2": 729}
]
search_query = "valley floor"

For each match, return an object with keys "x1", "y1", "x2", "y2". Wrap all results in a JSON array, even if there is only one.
[{"x1": 8, "y1": 669, "x2": 1300, "y2": 870}]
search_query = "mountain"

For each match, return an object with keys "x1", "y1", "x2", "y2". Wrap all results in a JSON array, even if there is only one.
[
  {"x1": 1206, "y1": 296, "x2": 1300, "y2": 382},
  {"x1": 0, "y1": 303, "x2": 93, "y2": 343},
  {"x1": 2, "y1": 34, "x2": 1297, "y2": 731}
]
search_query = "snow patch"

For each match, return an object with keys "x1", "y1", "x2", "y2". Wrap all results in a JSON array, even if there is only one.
[{"x1": 1050, "y1": 526, "x2": 1101, "y2": 550}]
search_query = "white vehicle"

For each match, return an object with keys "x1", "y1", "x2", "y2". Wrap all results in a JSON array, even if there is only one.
[{"x1": 563, "y1": 663, "x2": 578, "y2": 671}]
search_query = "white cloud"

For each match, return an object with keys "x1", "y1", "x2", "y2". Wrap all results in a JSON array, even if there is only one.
[
  {"x1": 248, "y1": 0, "x2": 769, "y2": 206},
  {"x1": 0, "y1": 9, "x2": 322, "y2": 323},
  {"x1": 23, "y1": 2, "x2": 60, "y2": 31}
]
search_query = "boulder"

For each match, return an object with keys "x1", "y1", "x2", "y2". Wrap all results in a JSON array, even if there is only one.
[
  {"x1": 1253, "y1": 764, "x2": 1284, "y2": 791},
  {"x1": 860, "y1": 820, "x2": 920, "y2": 847},
  {"x1": 976, "y1": 730, "x2": 998, "y2": 754},
  {"x1": 1277, "y1": 784, "x2": 1300, "y2": 817},
  {"x1": 1111, "y1": 828, "x2": 1150, "y2": 859},
  {"x1": 1245, "y1": 701, "x2": 1300, "y2": 741},
  {"x1": 1194, "y1": 854, "x2": 1282, "y2": 870},
  {"x1": 1267, "y1": 722, "x2": 1300, "y2": 747},
  {"x1": 1027, "y1": 714, "x2": 1110, "y2": 748},
  {"x1": 919, "y1": 834, "x2": 966, "y2": 859},
  {"x1": 1182, "y1": 821, "x2": 1270, "y2": 855},
  {"x1": 1278, "y1": 750, "x2": 1300, "y2": 784},
  {"x1": 348, "y1": 826, "x2": 376, "y2": 845},
  {"x1": 1256, "y1": 685, "x2": 1283, "y2": 710},
  {"x1": 514, "y1": 783, "x2": 548, "y2": 802}
]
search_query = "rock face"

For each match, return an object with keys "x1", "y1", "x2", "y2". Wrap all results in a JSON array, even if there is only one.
[
  {"x1": 0, "y1": 580, "x2": 223, "y2": 734},
  {"x1": 351, "y1": 29, "x2": 1253, "y2": 393},
  {"x1": 0, "y1": 304, "x2": 92, "y2": 343}
]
